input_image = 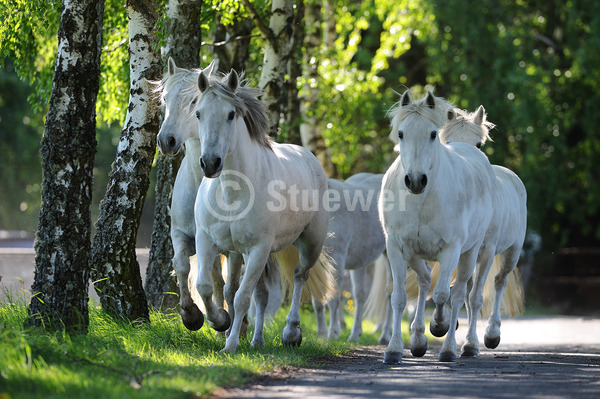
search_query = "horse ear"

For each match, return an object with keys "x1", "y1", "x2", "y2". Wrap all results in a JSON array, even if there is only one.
[
  {"x1": 400, "y1": 90, "x2": 412, "y2": 106},
  {"x1": 198, "y1": 71, "x2": 209, "y2": 93},
  {"x1": 227, "y1": 69, "x2": 238, "y2": 92},
  {"x1": 168, "y1": 57, "x2": 177, "y2": 75},
  {"x1": 447, "y1": 108, "x2": 456, "y2": 121},
  {"x1": 474, "y1": 105, "x2": 486, "y2": 125},
  {"x1": 204, "y1": 60, "x2": 216, "y2": 77},
  {"x1": 426, "y1": 91, "x2": 436, "y2": 109}
]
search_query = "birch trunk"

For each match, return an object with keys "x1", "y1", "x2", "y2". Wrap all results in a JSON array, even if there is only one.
[
  {"x1": 145, "y1": 0, "x2": 202, "y2": 310},
  {"x1": 90, "y1": 0, "x2": 161, "y2": 321},
  {"x1": 28, "y1": 0, "x2": 104, "y2": 333},
  {"x1": 299, "y1": 0, "x2": 337, "y2": 177},
  {"x1": 243, "y1": 0, "x2": 295, "y2": 138}
]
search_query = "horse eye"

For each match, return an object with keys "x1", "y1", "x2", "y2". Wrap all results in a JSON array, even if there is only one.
[
  {"x1": 191, "y1": 98, "x2": 197, "y2": 105},
  {"x1": 430, "y1": 130, "x2": 437, "y2": 140},
  {"x1": 228, "y1": 111, "x2": 236, "y2": 121},
  {"x1": 195, "y1": 110, "x2": 201, "y2": 120},
  {"x1": 398, "y1": 130, "x2": 404, "y2": 140},
  {"x1": 476, "y1": 142, "x2": 482, "y2": 149}
]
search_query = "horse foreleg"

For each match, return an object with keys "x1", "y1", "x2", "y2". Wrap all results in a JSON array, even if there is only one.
[
  {"x1": 195, "y1": 233, "x2": 230, "y2": 333},
  {"x1": 222, "y1": 247, "x2": 270, "y2": 353},
  {"x1": 430, "y1": 247, "x2": 460, "y2": 338},
  {"x1": 312, "y1": 297, "x2": 328, "y2": 337},
  {"x1": 439, "y1": 247, "x2": 478, "y2": 362},
  {"x1": 408, "y1": 259, "x2": 432, "y2": 357},
  {"x1": 462, "y1": 247, "x2": 495, "y2": 358},
  {"x1": 171, "y1": 230, "x2": 204, "y2": 331},
  {"x1": 348, "y1": 268, "x2": 368, "y2": 342},
  {"x1": 224, "y1": 252, "x2": 247, "y2": 337},
  {"x1": 383, "y1": 238, "x2": 408, "y2": 364}
]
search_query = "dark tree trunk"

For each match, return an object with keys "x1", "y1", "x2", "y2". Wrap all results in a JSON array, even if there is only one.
[
  {"x1": 145, "y1": 0, "x2": 203, "y2": 311},
  {"x1": 90, "y1": 0, "x2": 161, "y2": 322},
  {"x1": 28, "y1": 0, "x2": 104, "y2": 334}
]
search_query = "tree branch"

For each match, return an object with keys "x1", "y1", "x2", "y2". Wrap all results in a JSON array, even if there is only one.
[
  {"x1": 202, "y1": 33, "x2": 261, "y2": 48},
  {"x1": 240, "y1": 0, "x2": 275, "y2": 44}
]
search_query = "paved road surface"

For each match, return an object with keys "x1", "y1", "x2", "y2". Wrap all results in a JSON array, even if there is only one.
[{"x1": 214, "y1": 316, "x2": 600, "y2": 398}]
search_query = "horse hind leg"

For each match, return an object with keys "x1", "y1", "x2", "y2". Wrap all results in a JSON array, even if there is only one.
[
  {"x1": 250, "y1": 267, "x2": 269, "y2": 348},
  {"x1": 348, "y1": 268, "x2": 368, "y2": 342},
  {"x1": 461, "y1": 248, "x2": 495, "y2": 358},
  {"x1": 485, "y1": 248, "x2": 520, "y2": 349}
]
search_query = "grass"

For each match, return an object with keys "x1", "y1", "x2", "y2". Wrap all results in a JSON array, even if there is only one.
[{"x1": 0, "y1": 292, "x2": 414, "y2": 399}]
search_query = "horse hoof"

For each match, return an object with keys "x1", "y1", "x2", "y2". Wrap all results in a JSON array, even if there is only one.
[
  {"x1": 461, "y1": 345, "x2": 479, "y2": 358},
  {"x1": 439, "y1": 351, "x2": 456, "y2": 362},
  {"x1": 210, "y1": 308, "x2": 231, "y2": 332},
  {"x1": 383, "y1": 351, "x2": 402, "y2": 364},
  {"x1": 181, "y1": 305, "x2": 204, "y2": 331},
  {"x1": 430, "y1": 322, "x2": 449, "y2": 338},
  {"x1": 411, "y1": 343, "x2": 428, "y2": 358},
  {"x1": 283, "y1": 334, "x2": 302, "y2": 347},
  {"x1": 484, "y1": 335, "x2": 501, "y2": 349}
]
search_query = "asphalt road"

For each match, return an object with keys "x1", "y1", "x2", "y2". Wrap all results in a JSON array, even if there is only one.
[{"x1": 214, "y1": 316, "x2": 600, "y2": 399}]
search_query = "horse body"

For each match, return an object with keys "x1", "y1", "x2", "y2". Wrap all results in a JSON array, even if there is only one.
[
  {"x1": 380, "y1": 91, "x2": 497, "y2": 363},
  {"x1": 441, "y1": 106, "x2": 526, "y2": 357},
  {"x1": 312, "y1": 173, "x2": 387, "y2": 342},
  {"x1": 193, "y1": 70, "x2": 335, "y2": 353}
]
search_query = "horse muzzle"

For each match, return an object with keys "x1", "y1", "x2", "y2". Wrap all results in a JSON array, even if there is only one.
[
  {"x1": 200, "y1": 155, "x2": 223, "y2": 178},
  {"x1": 157, "y1": 132, "x2": 180, "y2": 155},
  {"x1": 404, "y1": 173, "x2": 428, "y2": 194}
]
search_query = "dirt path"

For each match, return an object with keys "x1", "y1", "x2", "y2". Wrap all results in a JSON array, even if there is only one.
[{"x1": 215, "y1": 317, "x2": 600, "y2": 399}]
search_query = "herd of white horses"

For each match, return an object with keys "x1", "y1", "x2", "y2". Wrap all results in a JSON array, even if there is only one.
[{"x1": 154, "y1": 58, "x2": 527, "y2": 363}]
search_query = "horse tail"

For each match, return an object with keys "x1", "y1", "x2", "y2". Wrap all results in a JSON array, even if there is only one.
[
  {"x1": 480, "y1": 254, "x2": 525, "y2": 317},
  {"x1": 273, "y1": 245, "x2": 338, "y2": 305},
  {"x1": 364, "y1": 253, "x2": 392, "y2": 326}
]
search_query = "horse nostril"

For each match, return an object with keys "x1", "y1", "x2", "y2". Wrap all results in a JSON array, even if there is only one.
[
  {"x1": 168, "y1": 136, "x2": 176, "y2": 149},
  {"x1": 215, "y1": 157, "x2": 222, "y2": 169},
  {"x1": 421, "y1": 175, "x2": 428, "y2": 187},
  {"x1": 200, "y1": 157, "x2": 206, "y2": 170},
  {"x1": 404, "y1": 175, "x2": 411, "y2": 188}
]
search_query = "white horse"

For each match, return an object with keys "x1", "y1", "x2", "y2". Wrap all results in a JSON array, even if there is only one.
[
  {"x1": 440, "y1": 105, "x2": 527, "y2": 357},
  {"x1": 311, "y1": 173, "x2": 386, "y2": 342},
  {"x1": 155, "y1": 58, "x2": 278, "y2": 336},
  {"x1": 379, "y1": 90, "x2": 498, "y2": 363},
  {"x1": 191, "y1": 70, "x2": 336, "y2": 353}
]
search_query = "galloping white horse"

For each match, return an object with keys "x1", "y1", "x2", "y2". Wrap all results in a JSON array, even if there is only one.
[
  {"x1": 192, "y1": 70, "x2": 336, "y2": 353},
  {"x1": 379, "y1": 90, "x2": 498, "y2": 363},
  {"x1": 155, "y1": 58, "x2": 278, "y2": 336},
  {"x1": 441, "y1": 105, "x2": 527, "y2": 357}
]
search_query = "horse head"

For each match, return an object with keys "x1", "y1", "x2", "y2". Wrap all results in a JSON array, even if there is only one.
[
  {"x1": 440, "y1": 105, "x2": 494, "y2": 149},
  {"x1": 388, "y1": 90, "x2": 452, "y2": 194},
  {"x1": 156, "y1": 57, "x2": 215, "y2": 156}
]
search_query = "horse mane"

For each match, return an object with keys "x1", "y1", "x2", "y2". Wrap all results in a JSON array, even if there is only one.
[
  {"x1": 202, "y1": 71, "x2": 273, "y2": 149},
  {"x1": 152, "y1": 67, "x2": 203, "y2": 115},
  {"x1": 386, "y1": 90, "x2": 452, "y2": 143},
  {"x1": 441, "y1": 107, "x2": 495, "y2": 145}
]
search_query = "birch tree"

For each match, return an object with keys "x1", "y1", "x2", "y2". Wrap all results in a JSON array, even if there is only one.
[
  {"x1": 299, "y1": 0, "x2": 337, "y2": 176},
  {"x1": 145, "y1": 0, "x2": 202, "y2": 310},
  {"x1": 241, "y1": 0, "x2": 296, "y2": 137},
  {"x1": 27, "y1": 0, "x2": 104, "y2": 333},
  {"x1": 90, "y1": 0, "x2": 162, "y2": 321}
]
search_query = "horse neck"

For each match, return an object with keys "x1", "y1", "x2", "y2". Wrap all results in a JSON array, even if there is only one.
[
  {"x1": 222, "y1": 118, "x2": 265, "y2": 176},
  {"x1": 184, "y1": 138, "x2": 204, "y2": 187}
]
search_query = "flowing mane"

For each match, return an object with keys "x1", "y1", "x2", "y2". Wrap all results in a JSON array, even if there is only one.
[
  {"x1": 386, "y1": 90, "x2": 452, "y2": 143},
  {"x1": 153, "y1": 67, "x2": 203, "y2": 115},
  {"x1": 201, "y1": 71, "x2": 273, "y2": 149},
  {"x1": 441, "y1": 107, "x2": 495, "y2": 145}
]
